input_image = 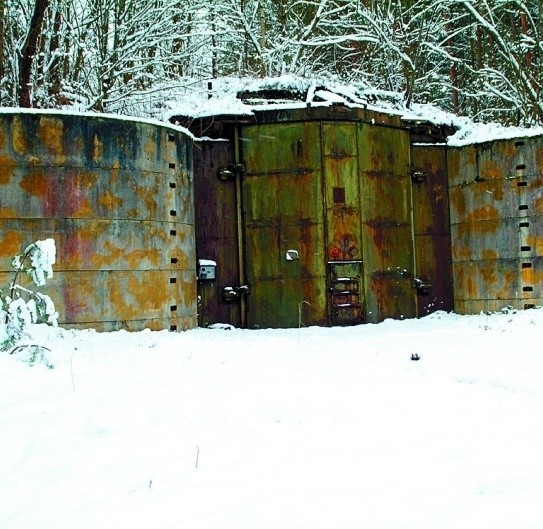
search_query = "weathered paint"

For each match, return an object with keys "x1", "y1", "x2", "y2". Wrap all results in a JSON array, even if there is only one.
[
  {"x1": 242, "y1": 121, "x2": 327, "y2": 328},
  {"x1": 323, "y1": 122, "x2": 364, "y2": 325},
  {"x1": 192, "y1": 138, "x2": 242, "y2": 327},
  {"x1": 178, "y1": 101, "x2": 433, "y2": 328},
  {"x1": 359, "y1": 123, "x2": 415, "y2": 322},
  {"x1": 0, "y1": 112, "x2": 197, "y2": 331},
  {"x1": 410, "y1": 144, "x2": 454, "y2": 315},
  {"x1": 448, "y1": 136, "x2": 543, "y2": 312}
]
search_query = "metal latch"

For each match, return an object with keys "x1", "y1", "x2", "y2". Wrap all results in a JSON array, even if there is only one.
[
  {"x1": 411, "y1": 169, "x2": 425, "y2": 183},
  {"x1": 217, "y1": 163, "x2": 245, "y2": 181},
  {"x1": 413, "y1": 277, "x2": 432, "y2": 294},
  {"x1": 222, "y1": 285, "x2": 250, "y2": 303}
]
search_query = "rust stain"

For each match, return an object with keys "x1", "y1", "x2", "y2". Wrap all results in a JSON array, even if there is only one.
[
  {"x1": 526, "y1": 235, "x2": 543, "y2": 254},
  {"x1": 38, "y1": 117, "x2": 65, "y2": 157},
  {"x1": 134, "y1": 183, "x2": 158, "y2": 217},
  {"x1": 455, "y1": 216, "x2": 499, "y2": 237},
  {"x1": 500, "y1": 143, "x2": 516, "y2": 157},
  {"x1": 12, "y1": 117, "x2": 26, "y2": 155},
  {"x1": 145, "y1": 137, "x2": 156, "y2": 158},
  {"x1": 0, "y1": 207, "x2": 17, "y2": 218},
  {"x1": 453, "y1": 246, "x2": 472, "y2": 261},
  {"x1": 0, "y1": 129, "x2": 5, "y2": 150},
  {"x1": 533, "y1": 196, "x2": 543, "y2": 214},
  {"x1": 90, "y1": 240, "x2": 162, "y2": 269},
  {"x1": 72, "y1": 197, "x2": 93, "y2": 218},
  {"x1": 63, "y1": 227, "x2": 99, "y2": 268},
  {"x1": 481, "y1": 249, "x2": 498, "y2": 260},
  {"x1": 63, "y1": 279, "x2": 96, "y2": 321},
  {"x1": 0, "y1": 231, "x2": 23, "y2": 259},
  {"x1": 145, "y1": 195, "x2": 157, "y2": 217},
  {"x1": 128, "y1": 275, "x2": 167, "y2": 311},
  {"x1": 479, "y1": 181, "x2": 504, "y2": 201},
  {"x1": 110, "y1": 280, "x2": 130, "y2": 317},
  {"x1": 20, "y1": 172, "x2": 48, "y2": 196},
  {"x1": 466, "y1": 271, "x2": 477, "y2": 297},
  {"x1": 535, "y1": 144, "x2": 543, "y2": 172},
  {"x1": 449, "y1": 188, "x2": 466, "y2": 218},
  {"x1": 66, "y1": 172, "x2": 97, "y2": 218},
  {"x1": 529, "y1": 177, "x2": 543, "y2": 190},
  {"x1": 0, "y1": 156, "x2": 15, "y2": 184},
  {"x1": 479, "y1": 160, "x2": 502, "y2": 180},
  {"x1": 111, "y1": 160, "x2": 120, "y2": 184},
  {"x1": 99, "y1": 189, "x2": 124, "y2": 210},
  {"x1": 92, "y1": 134, "x2": 103, "y2": 162},
  {"x1": 447, "y1": 149, "x2": 461, "y2": 177},
  {"x1": 468, "y1": 205, "x2": 500, "y2": 222},
  {"x1": 479, "y1": 262, "x2": 497, "y2": 284},
  {"x1": 520, "y1": 267, "x2": 534, "y2": 283},
  {"x1": 20, "y1": 171, "x2": 97, "y2": 217},
  {"x1": 110, "y1": 275, "x2": 168, "y2": 319}
]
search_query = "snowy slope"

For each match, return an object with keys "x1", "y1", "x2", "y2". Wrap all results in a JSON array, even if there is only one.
[{"x1": 1, "y1": 309, "x2": 543, "y2": 529}]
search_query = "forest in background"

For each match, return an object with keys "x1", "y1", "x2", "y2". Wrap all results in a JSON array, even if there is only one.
[{"x1": 1, "y1": 0, "x2": 542, "y2": 126}]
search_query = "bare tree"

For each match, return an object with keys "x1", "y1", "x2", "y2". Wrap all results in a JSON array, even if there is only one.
[{"x1": 18, "y1": 0, "x2": 50, "y2": 107}]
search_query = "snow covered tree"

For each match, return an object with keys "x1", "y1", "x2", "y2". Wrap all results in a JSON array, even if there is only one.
[
  {"x1": 1, "y1": 239, "x2": 58, "y2": 351},
  {"x1": 455, "y1": 0, "x2": 543, "y2": 125},
  {"x1": 0, "y1": 0, "x2": 542, "y2": 124},
  {"x1": 17, "y1": 0, "x2": 51, "y2": 107}
]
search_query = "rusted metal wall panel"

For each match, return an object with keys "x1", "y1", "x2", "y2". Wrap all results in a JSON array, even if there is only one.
[
  {"x1": 322, "y1": 122, "x2": 364, "y2": 325},
  {"x1": 242, "y1": 122, "x2": 327, "y2": 328},
  {"x1": 411, "y1": 144, "x2": 453, "y2": 315},
  {"x1": 358, "y1": 123, "x2": 415, "y2": 322},
  {"x1": 0, "y1": 112, "x2": 197, "y2": 331},
  {"x1": 192, "y1": 139, "x2": 241, "y2": 327},
  {"x1": 250, "y1": 105, "x2": 404, "y2": 129},
  {"x1": 449, "y1": 136, "x2": 543, "y2": 313}
]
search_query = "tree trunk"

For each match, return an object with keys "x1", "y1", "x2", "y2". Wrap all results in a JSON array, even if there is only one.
[{"x1": 18, "y1": 0, "x2": 50, "y2": 107}]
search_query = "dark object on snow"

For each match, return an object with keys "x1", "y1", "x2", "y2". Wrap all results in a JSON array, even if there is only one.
[{"x1": 411, "y1": 353, "x2": 420, "y2": 361}]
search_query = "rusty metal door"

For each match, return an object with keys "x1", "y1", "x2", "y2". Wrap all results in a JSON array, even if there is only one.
[
  {"x1": 322, "y1": 122, "x2": 364, "y2": 325},
  {"x1": 410, "y1": 144, "x2": 453, "y2": 316},
  {"x1": 358, "y1": 123, "x2": 416, "y2": 322},
  {"x1": 241, "y1": 122, "x2": 327, "y2": 328}
]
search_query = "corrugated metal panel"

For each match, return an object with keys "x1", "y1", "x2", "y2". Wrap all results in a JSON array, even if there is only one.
[
  {"x1": 0, "y1": 113, "x2": 197, "y2": 331},
  {"x1": 449, "y1": 136, "x2": 543, "y2": 312},
  {"x1": 359, "y1": 123, "x2": 415, "y2": 322},
  {"x1": 411, "y1": 144, "x2": 453, "y2": 315},
  {"x1": 242, "y1": 122, "x2": 327, "y2": 328}
]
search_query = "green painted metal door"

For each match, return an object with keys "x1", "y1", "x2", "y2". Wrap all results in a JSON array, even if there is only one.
[
  {"x1": 358, "y1": 123, "x2": 415, "y2": 322},
  {"x1": 322, "y1": 122, "x2": 364, "y2": 325},
  {"x1": 241, "y1": 122, "x2": 327, "y2": 328}
]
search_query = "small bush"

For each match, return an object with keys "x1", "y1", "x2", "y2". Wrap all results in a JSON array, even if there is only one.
[{"x1": 1, "y1": 239, "x2": 58, "y2": 355}]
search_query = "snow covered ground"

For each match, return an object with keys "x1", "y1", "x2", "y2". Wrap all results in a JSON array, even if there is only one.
[{"x1": 1, "y1": 309, "x2": 542, "y2": 529}]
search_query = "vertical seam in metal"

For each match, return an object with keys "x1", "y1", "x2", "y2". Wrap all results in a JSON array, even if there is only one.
[
  {"x1": 234, "y1": 124, "x2": 247, "y2": 328},
  {"x1": 355, "y1": 120, "x2": 366, "y2": 323},
  {"x1": 319, "y1": 120, "x2": 331, "y2": 326},
  {"x1": 408, "y1": 136, "x2": 419, "y2": 318}
]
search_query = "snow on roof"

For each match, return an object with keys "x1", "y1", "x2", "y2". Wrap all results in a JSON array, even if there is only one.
[
  {"x1": 165, "y1": 76, "x2": 543, "y2": 148},
  {"x1": 403, "y1": 103, "x2": 543, "y2": 146},
  {"x1": 165, "y1": 75, "x2": 384, "y2": 122},
  {"x1": 0, "y1": 106, "x2": 195, "y2": 139}
]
